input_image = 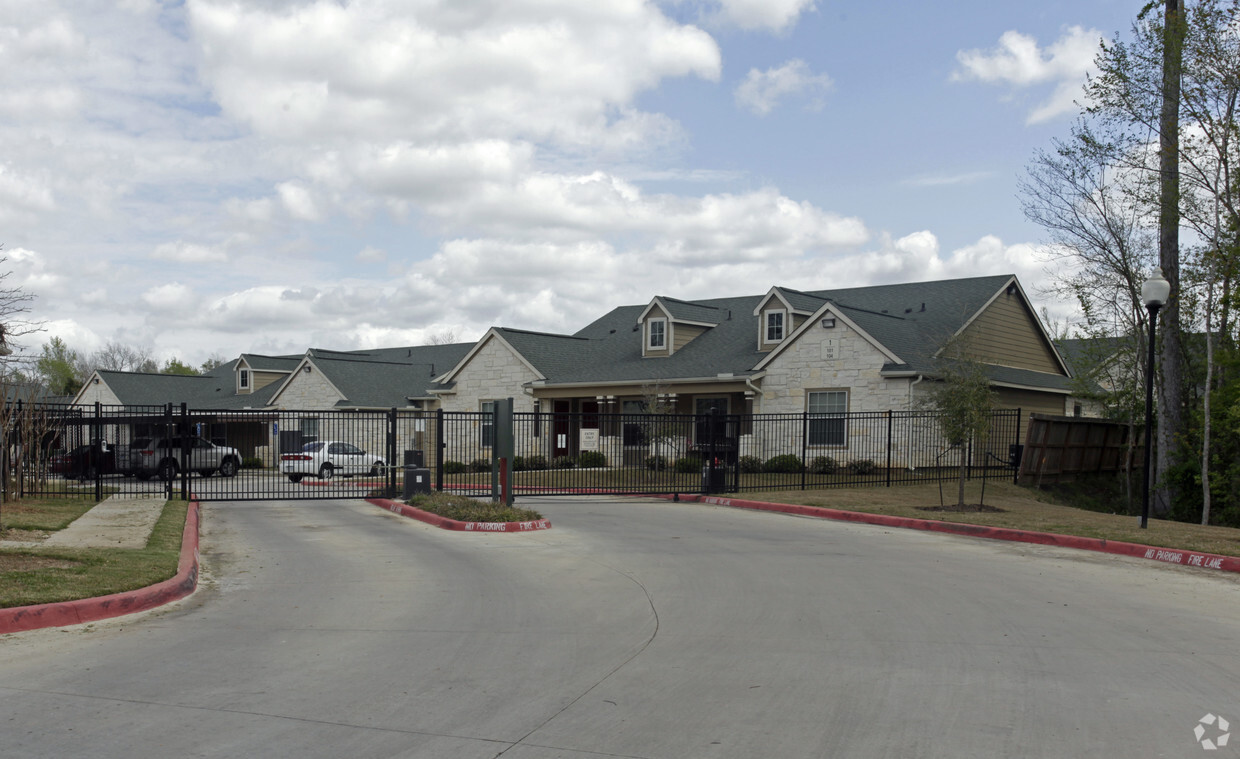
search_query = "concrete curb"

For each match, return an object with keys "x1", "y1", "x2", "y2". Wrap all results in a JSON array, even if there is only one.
[
  {"x1": 0, "y1": 501, "x2": 201, "y2": 634},
  {"x1": 665, "y1": 493, "x2": 1240, "y2": 574},
  {"x1": 366, "y1": 498, "x2": 551, "y2": 533}
]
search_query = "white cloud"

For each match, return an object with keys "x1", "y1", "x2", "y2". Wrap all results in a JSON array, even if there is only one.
[
  {"x1": 141, "y1": 283, "x2": 199, "y2": 314},
  {"x1": 187, "y1": 0, "x2": 722, "y2": 149},
  {"x1": 357, "y1": 246, "x2": 385, "y2": 263},
  {"x1": 152, "y1": 241, "x2": 227, "y2": 264},
  {"x1": 689, "y1": 0, "x2": 817, "y2": 32},
  {"x1": 734, "y1": 59, "x2": 832, "y2": 116},
  {"x1": 953, "y1": 26, "x2": 1102, "y2": 123},
  {"x1": 277, "y1": 182, "x2": 320, "y2": 222}
]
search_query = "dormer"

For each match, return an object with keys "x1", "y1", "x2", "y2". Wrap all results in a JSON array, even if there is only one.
[
  {"x1": 236, "y1": 354, "x2": 297, "y2": 394},
  {"x1": 753, "y1": 287, "x2": 824, "y2": 351},
  {"x1": 637, "y1": 297, "x2": 722, "y2": 358}
]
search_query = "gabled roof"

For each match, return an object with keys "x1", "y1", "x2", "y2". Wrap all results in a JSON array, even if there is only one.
[
  {"x1": 238, "y1": 353, "x2": 301, "y2": 372},
  {"x1": 637, "y1": 296, "x2": 724, "y2": 327},
  {"x1": 84, "y1": 361, "x2": 283, "y2": 409},
  {"x1": 753, "y1": 286, "x2": 827, "y2": 316}
]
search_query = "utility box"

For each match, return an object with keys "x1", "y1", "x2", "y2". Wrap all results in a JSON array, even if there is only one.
[{"x1": 404, "y1": 466, "x2": 434, "y2": 501}]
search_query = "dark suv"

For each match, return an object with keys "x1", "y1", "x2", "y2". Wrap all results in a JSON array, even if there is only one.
[{"x1": 131, "y1": 436, "x2": 242, "y2": 481}]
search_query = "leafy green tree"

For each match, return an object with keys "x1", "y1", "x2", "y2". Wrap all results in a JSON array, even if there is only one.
[
  {"x1": 36, "y1": 337, "x2": 83, "y2": 396},
  {"x1": 161, "y1": 358, "x2": 199, "y2": 376}
]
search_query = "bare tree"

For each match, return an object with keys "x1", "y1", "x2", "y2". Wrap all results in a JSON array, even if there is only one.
[{"x1": 424, "y1": 330, "x2": 459, "y2": 346}]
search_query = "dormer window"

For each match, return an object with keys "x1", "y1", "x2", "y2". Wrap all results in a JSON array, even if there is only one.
[
  {"x1": 766, "y1": 311, "x2": 785, "y2": 342},
  {"x1": 648, "y1": 318, "x2": 667, "y2": 350},
  {"x1": 239, "y1": 369, "x2": 250, "y2": 390}
]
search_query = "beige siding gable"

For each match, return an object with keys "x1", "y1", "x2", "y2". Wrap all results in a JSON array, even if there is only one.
[
  {"x1": 758, "y1": 305, "x2": 789, "y2": 352},
  {"x1": 960, "y1": 292, "x2": 1064, "y2": 375},
  {"x1": 252, "y1": 371, "x2": 286, "y2": 391},
  {"x1": 673, "y1": 324, "x2": 707, "y2": 351},
  {"x1": 643, "y1": 304, "x2": 671, "y2": 357}
]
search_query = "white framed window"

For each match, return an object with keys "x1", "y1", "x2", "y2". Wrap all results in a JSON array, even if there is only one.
[
  {"x1": 766, "y1": 310, "x2": 785, "y2": 342},
  {"x1": 807, "y1": 390, "x2": 847, "y2": 447},
  {"x1": 647, "y1": 318, "x2": 667, "y2": 350},
  {"x1": 239, "y1": 369, "x2": 250, "y2": 390}
]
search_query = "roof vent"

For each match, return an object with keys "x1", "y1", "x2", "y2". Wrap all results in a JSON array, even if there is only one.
[{"x1": 821, "y1": 317, "x2": 836, "y2": 329}]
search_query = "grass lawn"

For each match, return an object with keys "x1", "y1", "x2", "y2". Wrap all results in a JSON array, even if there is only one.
[
  {"x1": 738, "y1": 481, "x2": 1240, "y2": 559},
  {"x1": 0, "y1": 498, "x2": 188, "y2": 609}
]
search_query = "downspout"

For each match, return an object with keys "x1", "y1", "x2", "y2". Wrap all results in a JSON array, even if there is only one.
[{"x1": 907, "y1": 375, "x2": 925, "y2": 472}]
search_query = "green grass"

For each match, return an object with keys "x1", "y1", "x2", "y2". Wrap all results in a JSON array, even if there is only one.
[
  {"x1": 0, "y1": 499, "x2": 188, "y2": 609},
  {"x1": 0, "y1": 496, "x2": 97, "y2": 535},
  {"x1": 407, "y1": 491, "x2": 543, "y2": 523},
  {"x1": 738, "y1": 481, "x2": 1240, "y2": 559}
]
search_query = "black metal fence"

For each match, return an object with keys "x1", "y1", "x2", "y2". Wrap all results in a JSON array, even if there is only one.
[{"x1": 1, "y1": 403, "x2": 1022, "y2": 502}]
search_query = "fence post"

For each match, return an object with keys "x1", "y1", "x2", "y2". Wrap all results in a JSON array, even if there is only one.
[
  {"x1": 180, "y1": 403, "x2": 190, "y2": 501},
  {"x1": 1013, "y1": 408, "x2": 1022, "y2": 485},
  {"x1": 387, "y1": 407, "x2": 397, "y2": 495},
  {"x1": 93, "y1": 401, "x2": 103, "y2": 502},
  {"x1": 886, "y1": 410, "x2": 893, "y2": 487},
  {"x1": 494, "y1": 398, "x2": 515, "y2": 506},
  {"x1": 800, "y1": 412, "x2": 808, "y2": 491},
  {"x1": 435, "y1": 409, "x2": 445, "y2": 493}
]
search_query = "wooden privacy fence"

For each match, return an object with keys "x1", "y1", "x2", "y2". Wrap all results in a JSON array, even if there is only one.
[{"x1": 1018, "y1": 414, "x2": 1139, "y2": 485}]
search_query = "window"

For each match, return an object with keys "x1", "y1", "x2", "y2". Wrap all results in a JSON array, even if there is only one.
[
  {"x1": 647, "y1": 318, "x2": 667, "y2": 350},
  {"x1": 300, "y1": 417, "x2": 319, "y2": 441},
  {"x1": 807, "y1": 391, "x2": 847, "y2": 446},
  {"x1": 239, "y1": 369, "x2": 250, "y2": 390},
  {"x1": 481, "y1": 400, "x2": 495, "y2": 447},
  {"x1": 766, "y1": 311, "x2": 785, "y2": 342}
]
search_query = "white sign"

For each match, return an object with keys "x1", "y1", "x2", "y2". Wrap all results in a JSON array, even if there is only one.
[{"x1": 580, "y1": 428, "x2": 600, "y2": 451}]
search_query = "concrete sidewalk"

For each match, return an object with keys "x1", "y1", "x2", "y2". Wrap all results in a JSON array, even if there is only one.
[{"x1": 3, "y1": 494, "x2": 166, "y2": 550}]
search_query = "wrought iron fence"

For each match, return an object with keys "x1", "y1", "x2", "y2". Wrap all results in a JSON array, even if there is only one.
[{"x1": 2, "y1": 403, "x2": 1022, "y2": 502}]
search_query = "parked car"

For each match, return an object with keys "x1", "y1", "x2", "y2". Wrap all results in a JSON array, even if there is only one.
[
  {"x1": 280, "y1": 441, "x2": 386, "y2": 483},
  {"x1": 50, "y1": 440, "x2": 118, "y2": 481},
  {"x1": 131, "y1": 436, "x2": 242, "y2": 481}
]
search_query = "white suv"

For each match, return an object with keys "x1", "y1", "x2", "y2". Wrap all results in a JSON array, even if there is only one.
[{"x1": 132, "y1": 436, "x2": 242, "y2": 481}]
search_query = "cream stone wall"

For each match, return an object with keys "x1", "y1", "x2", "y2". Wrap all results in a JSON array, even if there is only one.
[
  {"x1": 438, "y1": 336, "x2": 542, "y2": 464},
  {"x1": 272, "y1": 368, "x2": 345, "y2": 410},
  {"x1": 758, "y1": 320, "x2": 913, "y2": 414},
  {"x1": 751, "y1": 319, "x2": 923, "y2": 467}
]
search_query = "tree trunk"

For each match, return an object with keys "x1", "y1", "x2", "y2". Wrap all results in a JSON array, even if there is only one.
[
  {"x1": 957, "y1": 446, "x2": 967, "y2": 509},
  {"x1": 1154, "y1": 0, "x2": 1185, "y2": 517}
]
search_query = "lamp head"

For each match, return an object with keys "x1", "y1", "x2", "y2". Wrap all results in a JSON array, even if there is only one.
[{"x1": 1142, "y1": 268, "x2": 1171, "y2": 309}]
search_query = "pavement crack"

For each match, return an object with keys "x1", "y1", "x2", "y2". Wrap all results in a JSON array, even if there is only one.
[{"x1": 493, "y1": 558, "x2": 660, "y2": 759}]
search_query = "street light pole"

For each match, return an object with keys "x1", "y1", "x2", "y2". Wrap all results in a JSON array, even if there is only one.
[{"x1": 1141, "y1": 269, "x2": 1171, "y2": 529}]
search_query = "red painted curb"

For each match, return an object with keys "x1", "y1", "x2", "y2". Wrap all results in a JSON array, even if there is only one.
[
  {"x1": 663, "y1": 494, "x2": 1240, "y2": 574},
  {"x1": 366, "y1": 498, "x2": 551, "y2": 533},
  {"x1": 0, "y1": 500, "x2": 201, "y2": 635}
]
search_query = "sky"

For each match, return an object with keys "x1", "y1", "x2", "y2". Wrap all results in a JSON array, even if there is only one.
[{"x1": 0, "y1": 0, "x2": 1140, "y2": 367}]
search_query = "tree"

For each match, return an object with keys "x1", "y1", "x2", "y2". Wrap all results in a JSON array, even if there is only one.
[
  {"x1": 35, "y1": 337, "x2": 83, "y2": 396},
  {"x1": 161, "y1": 358, "x2": 199, "y2": 376},
  {"x1": 920, "y1": 339, "x2": 998, "y2": 509},
  {"x1": 200, "y1": 355, "x2": 227, "y2": 373},
  {"x1": 0, "y1": 249, "x2": 43, "y2": 360}
]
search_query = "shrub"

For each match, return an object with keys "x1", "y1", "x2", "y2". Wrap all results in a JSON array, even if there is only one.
[
  {"x1": 579, "y1": 450, "x2": 607, "y2": 468},
  {"x1": 809, "y1": 455, "x2": 838, "y2": 475},
  {"x1": 242, "y1": 456, "x2": 265, "y2": 469},
  {"x1": 645, "y1": 454, "x2": 669, "y2": 471},
  {"x1": 443, "y1": 460, "x2": 467, "y2": 474},
  {"x1": 738, "y1": 455, "x2": 764, "y2": 474},
  {"x1": 467, "y1": 458, "x2": 491, "y2": 473},
  {"x1": 525, "y1": 454, "x2": 549, "y2": 471},
  {"x1": 847, "y1": 459, "x2": 877, "y2": 475},
  {"x1": 763, "y1": 454, "x2": 804, "y2": 474},
  {"x1": 511, "y1": 455, "x2": 526, "y2": 472},
  {"x1": 674, "y1": 456, "x2": 703, "y2": 474},
  {"x1": 552, "y1": 455, "x2": 576, "y2": 469}
]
